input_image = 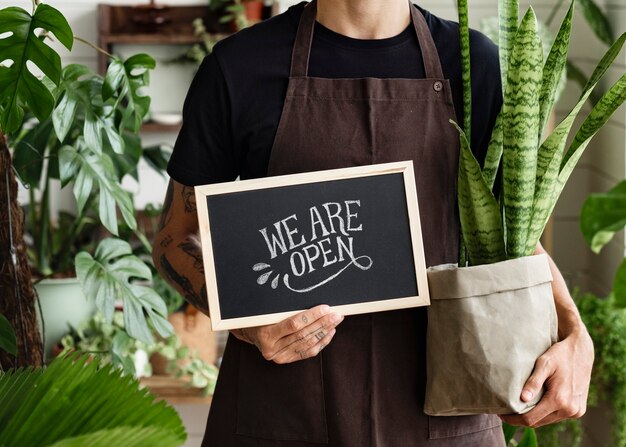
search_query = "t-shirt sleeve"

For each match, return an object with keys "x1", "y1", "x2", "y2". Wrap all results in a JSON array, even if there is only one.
[{"x1": 167, "y1": 53, "x2": 238, "y2": 187}]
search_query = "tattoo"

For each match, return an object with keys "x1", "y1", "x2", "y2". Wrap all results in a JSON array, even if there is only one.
[
  {"x1": 181, "y1": 186, "x2": 196, "y2": 213},
  {"x1": 302, "y1": 315, "x2": 308, "y2": 324},
  {"x1": 297, "y1": 350, "x2": 306, "y2": 360},
  {"x1": 159, "y1": 181, "x2": 174, "y2": 229},
  {"x1": 160, "y1": 234, "x2": 174, "y2": 248},
  {"x1": 159, "y1": 254, "x2": 209, "y2": 314},
  {"x1": 319, "y1": 344, "x2": 326, "y2": 353},
  {"x1": 178, "y1": 240, "x2": 204, "y2": 273},
  {"x1": 314, "y1": 331, "x2": 325, "y2": 341}
]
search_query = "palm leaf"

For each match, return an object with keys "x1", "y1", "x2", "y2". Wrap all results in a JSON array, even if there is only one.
[
  {"x1": 502, "y1": 8, "x2": 543, "y2": 258},
  {"x1": 0, "y1": 4, "x2": 73, "y2": 133},
  {"x1": 0, "y1": 314, "x2": 17, "y2": 356},
  {"x1": 0, "y1": 354, "x2": 186, "y2": 446},
  {"x1": 455, "y1": 122, "x2": 506, "y2": 265},
  {"x1": 49, "y1": 426, "x2": 182, "y2": 447}
]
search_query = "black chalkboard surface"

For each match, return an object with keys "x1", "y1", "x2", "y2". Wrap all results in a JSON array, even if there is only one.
[{"x1": 195, "y1": 161, "x2": 429, "y2": 330}]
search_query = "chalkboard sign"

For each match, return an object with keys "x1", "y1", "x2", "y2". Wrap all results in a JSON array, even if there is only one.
[{"x1": 195, "y1": 161, "x2": 429, "y2": 330}]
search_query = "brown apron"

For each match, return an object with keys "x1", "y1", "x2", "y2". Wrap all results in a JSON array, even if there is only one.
[{"x1": 203, "y1": 2, "x2": 505, "y2": 445}]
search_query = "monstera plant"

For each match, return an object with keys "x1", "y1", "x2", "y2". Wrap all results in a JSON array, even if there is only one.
[{"x1": 0, "y1": 1, "x2": 174, "y2": 368}]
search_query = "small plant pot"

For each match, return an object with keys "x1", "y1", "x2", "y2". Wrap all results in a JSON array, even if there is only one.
[
  {"x1": 424, "y1": 254, "x2": 557, "y2": 416},
  {"x1": 34, "y1": 277, "x2": 96, "y2": 362}
]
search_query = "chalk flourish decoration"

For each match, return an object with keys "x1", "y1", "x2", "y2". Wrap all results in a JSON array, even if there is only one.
[{"x1": 252, "y1": 253, "x2": 373, "y2": 294}]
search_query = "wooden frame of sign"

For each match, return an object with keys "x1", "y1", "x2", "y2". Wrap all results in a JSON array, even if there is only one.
[{"x1": 195, "y1": 161, "x2": 429, "y2": 331}]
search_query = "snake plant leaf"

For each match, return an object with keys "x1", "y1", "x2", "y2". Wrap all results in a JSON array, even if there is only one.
[
  {"x1": 613, "y1": 259, "x2": 626, "y2": 308},
  {"x1": 502, "y1": 7, "x2": 542, "y2": 259},
  {"x1": 517, "y1": 427, "x2": 539, "y2": 447},
  {"x1": 580, "y1": 180, "x2": 626, "y2": 253},
  {"x1": 0, "y1": 4, "x2": 73, "y2": 133},
  {"x1": 455, "y1": 122, "x2": 506, "y2": 265},
  {"x1": 498, "y1": 0, "x2": 519, "y2": 96},
  {"x1": 0, "y1": 314, "x2": 17, "y2": 356},
  {"x1": 0, "y1": 354, "x2": 186, "y2": 446},
  {"x1": 59, "y1": 142, "x2": 136, "y2": 235},
  {"x1": 482, "y1": 112, "x2": 503, "y2": 190},
  {"x1": 457, "y1": 0, "x2": 472, "y2": 142},
  {"x1": 577, "y1": 0, "x2": 614, "y2": 46},
  {"x1": 75, "y1": 238, "x2": 174, "y2": 344},
  {"x1": 537, "y1": 0, "x2": 573, "y2": 141}
]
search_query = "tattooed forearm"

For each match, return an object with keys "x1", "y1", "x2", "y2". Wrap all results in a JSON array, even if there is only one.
[
  {"x1": 178, "y1": 240, "x2": 204, "y2": 273},
  {"x1": 159, "y1": 254, "x2": 209, "y2": 314},
  {"x1": 181, "y1": 186, "x2": 196, "y2": 213},
  {"x1": 159, "y1": 181, "x2": 175, "y2": 229}
]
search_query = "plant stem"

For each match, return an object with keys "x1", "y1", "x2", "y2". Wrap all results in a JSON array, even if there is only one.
[{"x1": 74, "y1": 36, "x2": 114, "y2": 59}]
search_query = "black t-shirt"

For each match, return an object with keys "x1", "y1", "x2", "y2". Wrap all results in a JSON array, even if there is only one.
[{"x1": 167, "y1": 2, "x2": 502, "y2": 186}]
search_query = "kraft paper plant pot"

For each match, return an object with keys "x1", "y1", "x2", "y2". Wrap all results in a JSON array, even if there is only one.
[{"x1": 424, "y1": 254, "x2": 558, "y2": 416}]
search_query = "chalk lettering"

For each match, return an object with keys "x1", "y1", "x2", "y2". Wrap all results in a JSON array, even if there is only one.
[
  {"x1": 310, "y1": 206, "x2": 330, "y2": 241},
  {"x1": 345, "y1": 200, "x2": 362, "y2": 231},
  {"x1": 322, "y1": 202, "x2": 349, "y2": 237},
  {"x1": 290, "y1": 251, "x2": 307, "y2": 277},
  {"x1": 259, "y1": 222, "x2": 288, "y2": 259},
  {"x1": 319, "y1": 237, "x2": 337, "y2": 267},
  {"x1": 282, "y1": 214, "x2": 306, "y2": 250}
]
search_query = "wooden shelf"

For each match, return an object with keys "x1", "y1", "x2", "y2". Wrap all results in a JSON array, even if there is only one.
[
  {"x1": 98, "y1": 4, "x2": 231, "y2": 74},
  {"x1": 142, "y1": 121, "x2": 182, "y2": 133},
  {"x1": 141, "y1": 375, "x2": 213, "y2": 405}
]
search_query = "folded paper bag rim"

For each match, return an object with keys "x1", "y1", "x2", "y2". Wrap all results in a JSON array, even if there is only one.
[{"x1": 427, "y1": 254, "x2": 553, "y2": 300}]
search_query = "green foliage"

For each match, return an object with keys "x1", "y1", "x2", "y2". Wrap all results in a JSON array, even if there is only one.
[
  {"x1": 456, "y1": 0, "x2": 626, "y2": 266},
  {"x1": 0, "y1": 353, "x2": 186, "y2": 446},
  {"x1": 535, "y1": 419, "x2": 582, "y2": 447},
  {"x1": 0, "y1": 4, "x2": 73, "y2": 133},
  {"x1": 580, "y1": 180, "x2": 626, "y2": 254},
  {"x1": 577, "y1": 0, "x2": 614, "y2": 46},
  {"x1": 576, "y1": 293, "x2": 626, "y2": 446},
  {"x1": 75, "y1": 238, "x2": 173, "y2": 345},
  {"x1": 0, "y1": 314, "x2": 17, "y2": 357},
  {"x1": 60, "y1": 311, "x2": 218, "y2": 396}
]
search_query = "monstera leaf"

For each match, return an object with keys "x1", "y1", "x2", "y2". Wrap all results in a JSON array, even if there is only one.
[
  {"x1": 0, "y1": 354, "x2": 186, "y2": 446},
  {"x1": 0, "y1": 4, "x2": 73, "y2": 133},
  {"x1": 75, "y1": 238, "x2": 174, "y2": 344}
]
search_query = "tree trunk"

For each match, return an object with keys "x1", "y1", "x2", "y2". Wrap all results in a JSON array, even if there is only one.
[{"x1": 0, "y1": 132, "x2": 43, "y2": 368}]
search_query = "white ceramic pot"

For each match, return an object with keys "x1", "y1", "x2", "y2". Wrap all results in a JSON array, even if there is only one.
[{"x1": 34, "y1": 277, "x2": 96, "y2": 361}]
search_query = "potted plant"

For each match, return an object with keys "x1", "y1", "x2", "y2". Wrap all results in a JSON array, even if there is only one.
[
  {"x1": 424, "y1": 0, "x2": 625, "y2": 429},
  {"x1": 0, "y1": 1, "x2": 174, "y2": 367}
]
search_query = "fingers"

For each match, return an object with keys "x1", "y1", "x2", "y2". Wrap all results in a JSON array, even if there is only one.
[
  {"x1": 273, "y1": 311, "x2": 344, "y2": 352},
  {"x1": 270, "y1": 304, "x2": 332, "y2": 339},
  {"x1": 521, "y1": 353, "x2": 556, "y2": 403},
  {"x1": 271, "y1": 327, "x2": 337, "y2": 364}
]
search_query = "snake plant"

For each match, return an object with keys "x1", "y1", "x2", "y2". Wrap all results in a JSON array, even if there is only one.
[{"x1": 456, "y1": 0, "x2": 626, "y2": 266}]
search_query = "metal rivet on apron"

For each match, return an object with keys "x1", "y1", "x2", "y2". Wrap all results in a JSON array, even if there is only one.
[{"x1": 433, "y1": 81, "x2": 443, "y2": 92}]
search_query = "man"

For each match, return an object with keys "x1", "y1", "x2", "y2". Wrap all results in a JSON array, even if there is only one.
[{"x1": 154, "y1": 1, "x2": 594, "y2": 445}]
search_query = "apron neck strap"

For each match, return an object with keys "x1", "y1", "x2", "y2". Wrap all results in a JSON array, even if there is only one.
[{"x1": 290, "y1": 0, "x2": 445, "y2": 79}]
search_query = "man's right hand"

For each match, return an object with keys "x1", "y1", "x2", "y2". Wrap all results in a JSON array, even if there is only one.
[{"x1": 231, "y1": 305, "x2": 344, "y2": 364}]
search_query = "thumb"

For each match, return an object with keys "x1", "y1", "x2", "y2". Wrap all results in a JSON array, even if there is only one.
[{"x1": 521, "y1": 355, "x2": 554, "y2": 402}]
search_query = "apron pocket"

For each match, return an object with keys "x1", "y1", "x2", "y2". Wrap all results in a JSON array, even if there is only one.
[
  {"x1": 236, "y1": 342, "x2": 329, "y2": 443},
  {"x1": 428, "y1": 414, "x2": 501, "y2": 439}
]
